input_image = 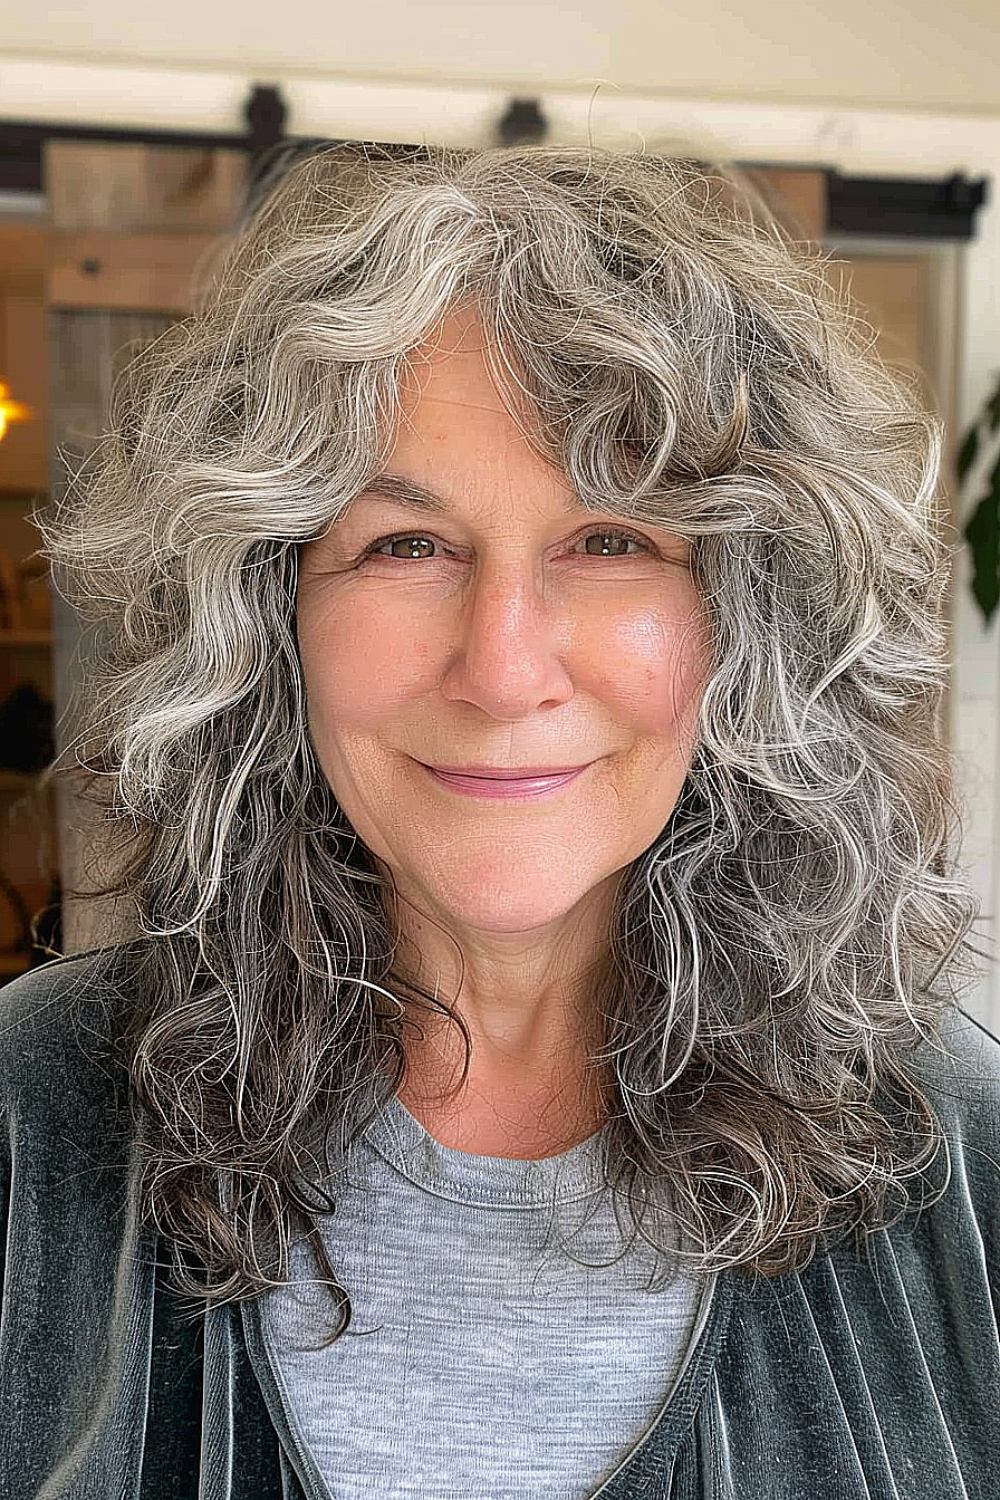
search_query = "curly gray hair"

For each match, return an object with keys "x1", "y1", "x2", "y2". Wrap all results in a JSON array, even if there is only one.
[{"x1": 31, "y1": 139, "x2": 984, "y2": 1348}]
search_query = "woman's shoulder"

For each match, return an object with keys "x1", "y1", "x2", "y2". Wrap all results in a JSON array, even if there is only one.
[
  {"x1": 911, "y1": 1001, "x2": 1000, "y2": 1132},
  {"x1": 886, "y1": 1001, "x2": 1000, "y2": 1235},
  {"x1": 0, "y1": 938, "x2": 153, "y2": 1114}
]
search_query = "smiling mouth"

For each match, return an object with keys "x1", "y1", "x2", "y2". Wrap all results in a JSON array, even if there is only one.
[
  {"x1": 416, "y1": 761, "x2": 591, "y2": 800},
  {"x1": 422, "y1": 763, "x2": 592, "y2": 780}
]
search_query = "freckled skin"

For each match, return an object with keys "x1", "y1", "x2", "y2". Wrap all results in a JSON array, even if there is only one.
[{"x1": 295, "y1": 304, "x2": 712, "y2": 1153}]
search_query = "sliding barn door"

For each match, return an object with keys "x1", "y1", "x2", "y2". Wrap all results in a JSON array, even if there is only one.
[
  {"x1": 45, "y1": 141, "x2": 246, "y2": 954},
  {"x1": 745, "y1": 167, "x2": 958, "y2": 746}
]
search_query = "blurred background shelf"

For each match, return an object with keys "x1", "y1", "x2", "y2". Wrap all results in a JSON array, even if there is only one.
[
  {"x1": 0, "y1": 951, "x2": 34, "y2": 976},
  {"x1": 0, "y1": 628, "x2": 52, "y2": 646},
  {"x1": 0, "y1": 768, "x2": 51, "y2": 790}
]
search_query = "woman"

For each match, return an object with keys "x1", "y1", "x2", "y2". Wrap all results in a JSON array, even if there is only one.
[{"x1": 1, "y1": 139, "x2": 997, "y2": 1499}]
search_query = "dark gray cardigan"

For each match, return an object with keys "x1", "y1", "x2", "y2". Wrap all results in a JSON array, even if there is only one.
[{"x1": 1, "y1": 941, "x2": 998, "y2": 1499}]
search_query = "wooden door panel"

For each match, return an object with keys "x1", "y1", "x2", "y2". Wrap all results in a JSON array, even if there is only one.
[{"x1": 43, "y1": 141, "x2": 246, "y2": 953}]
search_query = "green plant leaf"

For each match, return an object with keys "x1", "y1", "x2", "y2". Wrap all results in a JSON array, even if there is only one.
[
  {"x1": 962, "y1": 458, "x2": 1000, "y2": 624},
  {"x1": 958, "y1": 371, "x2": 1000, "y2": 623},
  {"x1": 957, "y1": 423, "x2": 980, "y2": 482}
]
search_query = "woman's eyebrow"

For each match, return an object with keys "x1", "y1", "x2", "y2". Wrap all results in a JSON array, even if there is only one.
[
  {"x1": 359, "y1": 473, "x2": 451, "y2": 514},
  {"x1": 360, "y1": 472, "x2": 586, "y2": 516}
]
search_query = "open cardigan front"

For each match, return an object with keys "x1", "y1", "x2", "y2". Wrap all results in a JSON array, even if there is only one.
[{"x1": 1, "y1": 940, "x2": 999, "y2": 1499}]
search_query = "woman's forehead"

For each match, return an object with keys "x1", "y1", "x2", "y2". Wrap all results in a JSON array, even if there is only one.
[{"x1": 400, "y1": 300, "x2": 518, "y2": 397}]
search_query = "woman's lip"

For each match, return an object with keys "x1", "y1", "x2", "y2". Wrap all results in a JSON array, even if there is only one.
[
  {"x1": 419, "y1": 763, "x2": 590, "y2": 799},
  {"x1": 423, "y1": 763, "x2": 591, "y2": 779}
]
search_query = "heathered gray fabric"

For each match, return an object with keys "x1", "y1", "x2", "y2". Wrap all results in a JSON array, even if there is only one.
[{"x1": 258, "y1": 1090, "x2": 713, "y2": 1499}]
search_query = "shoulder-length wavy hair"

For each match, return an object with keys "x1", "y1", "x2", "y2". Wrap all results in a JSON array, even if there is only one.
[{"x1": 30, "y1": 139, "x2": 984, "y2": 1346}]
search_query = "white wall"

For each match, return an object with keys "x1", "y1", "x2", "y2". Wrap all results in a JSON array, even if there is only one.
[
  {"x1": 2, "y1": 24, "x2": 998, "y2": 1028},
  {"x1": 2, "y1": 0, "x2": 1000, "y2": 116}
]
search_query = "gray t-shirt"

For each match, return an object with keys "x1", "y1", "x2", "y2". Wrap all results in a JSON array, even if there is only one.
[{"x1": 259, "y1": 1090, "x2": 714, "y2": 1499}]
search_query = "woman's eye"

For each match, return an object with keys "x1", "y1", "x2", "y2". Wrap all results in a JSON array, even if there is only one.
[{"x1": 362, "y1": 528, "x2": 653, "y2": 562}]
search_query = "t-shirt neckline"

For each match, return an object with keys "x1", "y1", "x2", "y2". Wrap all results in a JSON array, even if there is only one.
[{"x1": 358, "y1": 1088, "x2": 614, "y2": 1208}]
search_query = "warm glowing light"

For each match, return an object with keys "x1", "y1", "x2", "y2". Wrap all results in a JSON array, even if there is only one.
[{"x1": 0, "y1": 382, "x2": 33, "y2": 443}]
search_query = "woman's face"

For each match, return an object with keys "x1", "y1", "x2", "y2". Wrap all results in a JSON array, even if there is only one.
[{"x1": 296, "y1": 305, "x2": 711, "y2": 947}]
